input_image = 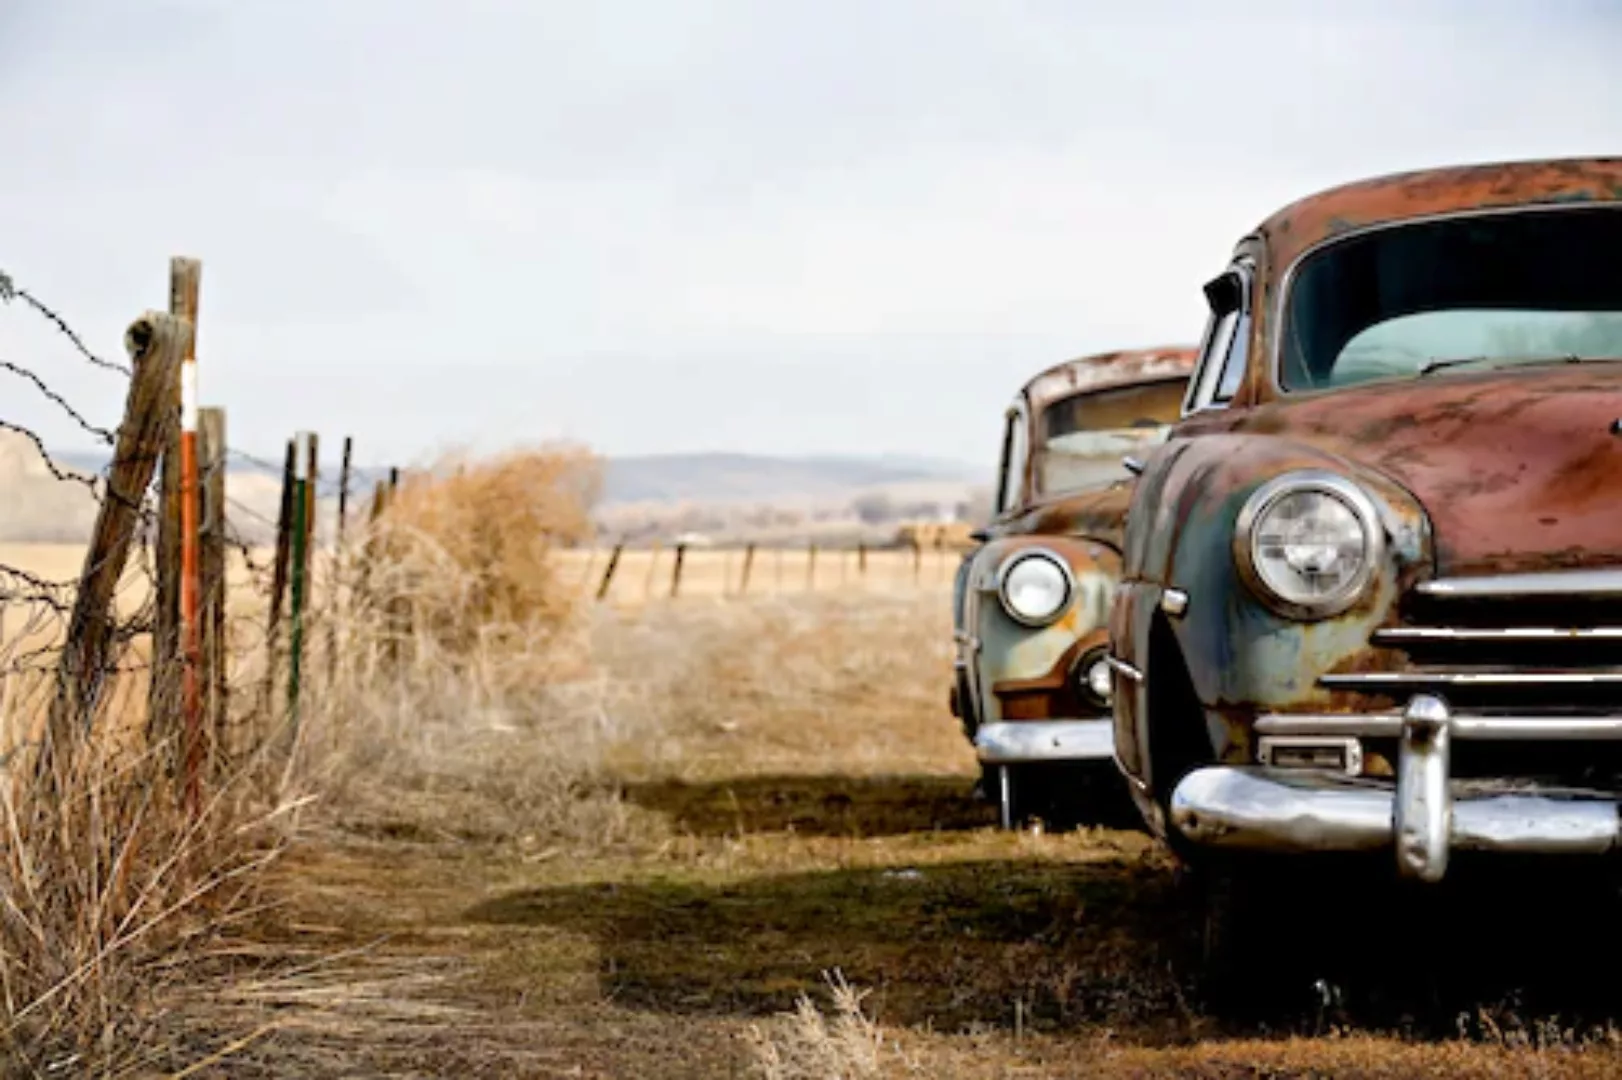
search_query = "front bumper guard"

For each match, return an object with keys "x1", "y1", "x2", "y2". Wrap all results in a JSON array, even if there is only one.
[
  {"x1": 1170, "y1": 693, "x2": 1622, "y2": 882},
  {"x1": 974, "y1": 719, "x2": 1113, "y2": 765}
]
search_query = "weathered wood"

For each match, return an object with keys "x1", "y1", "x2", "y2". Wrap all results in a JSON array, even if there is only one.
[
  {"x1": 198, "y1": 407, "x2": 228, "y2": 766},
  {"x1": 738, "y1": 542, "x2": 756, "y2": 597},
  {"x1": 595, "y1": 543, "x2": 624, "y2": 601},
  {"x1": 858, "y1": 541, "x2": 868, "y2": 576},
  {"x1": 806, "y1": 543, "x2": 817, "y2": 590},
  {"x1": 670, "y1": 542, "x2": 687, "y2": 599},
  {"x1": 261, "y1": 440, "x2": 296, "y2": 716},
  {"x1": 149, "y1": 266, "x2": 198, "y2": 743},
  {"x1": 46, "y1": 313, "x2": 189, "y2": 780}
]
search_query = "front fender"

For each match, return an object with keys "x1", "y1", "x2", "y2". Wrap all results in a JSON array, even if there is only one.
[
  {"x1": 965, "y1": 534, "x2": 1121, "y2": 726},
  {"x1": 1135, "y1": 434, "x2": 1431, "y2": 763}
]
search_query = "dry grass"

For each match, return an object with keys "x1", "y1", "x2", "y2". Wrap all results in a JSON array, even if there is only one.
[{"x1": 15, "y1": 447, "x2": 1622, "y2": 1076}]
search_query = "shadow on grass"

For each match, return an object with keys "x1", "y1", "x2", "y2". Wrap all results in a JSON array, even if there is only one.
[
  {"x1": 466, "y1": 847, "x2": 1622, "y2": 1043},
  {"x1": 621, "y1": 773, "x2": 997, "y2": 838}
]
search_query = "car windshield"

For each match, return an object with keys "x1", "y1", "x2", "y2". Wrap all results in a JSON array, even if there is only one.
[
  {"x1": 1280, "y1": 205, "x2": 1622, "y2": 391},
  {"x1": 1033, "y1": 377, "x2": 1184, "y2": 496}
]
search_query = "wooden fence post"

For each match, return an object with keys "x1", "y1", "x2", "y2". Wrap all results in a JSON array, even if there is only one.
[
  {"x1": 670, "y1": 542, "x2": 687, "y2": 598},
  {"x1": 912, "y1": 538, "x2": 922, "y2": 584},
  {"x1": 262, "y1": 440, "x2": 296, "y2": 716},
  {"x1": 286, "y1": 432, "x2": 313, "y2": 739},
  {"x1": 596, "y1": 542, "x2": 624, "y2": 601},
  {"x1": 45, "y1": 312, "x2": 188, "y2": 782},
  {"x1": 858, "y1": 541, "x2": 867, "y2": 576},
  {"x1": 150, "y1": 262, "x2": 200, "y2": 746},
  {"x1": 806, "y1": 543, "x2": 817, "y2": 591},
  {"x1": 198, "y1": 406, "x2": 227, "y2": 767},
  {"x1": 738, "y1": 542, "x2": 756, "y2": 597}
]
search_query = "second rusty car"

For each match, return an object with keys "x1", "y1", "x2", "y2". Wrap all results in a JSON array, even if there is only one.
[
  {"x1": 951, "y1": 345, "x2": 1196, "y2": 828},
  {"x1": 1107, "y1": 156, "x2": 1622, "y2": 979}
]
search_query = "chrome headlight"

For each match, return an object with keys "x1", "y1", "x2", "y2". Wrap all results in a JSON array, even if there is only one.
[
  {"x1": 1234, "y1": 470, "x2": 1383, "y2": 619},
  {"x1": 996, "y1": 548, "x2": 1074, "y2": 627}
]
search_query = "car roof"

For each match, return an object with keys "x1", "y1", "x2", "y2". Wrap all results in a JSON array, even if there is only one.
[
  {"x1": 1255, "y1": 156, "x2": 1622, "y2": 275},
  {"x1": 1020, "y1": 345, "x2": 1198, "y2": 413}
]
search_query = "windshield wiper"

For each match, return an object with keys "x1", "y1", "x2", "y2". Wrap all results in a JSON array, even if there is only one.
[{"x1": 1418, "y1": 353, "x2": 1585, "y2": 377}]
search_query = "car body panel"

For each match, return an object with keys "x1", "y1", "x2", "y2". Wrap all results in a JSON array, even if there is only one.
[{"x1": 1111, "y1": 156, "x2": 1622, "y2": 877}]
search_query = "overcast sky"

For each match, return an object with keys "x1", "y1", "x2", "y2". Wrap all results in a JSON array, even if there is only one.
[{"x1": 0, "y1": 0, "x2": 1618, "y2": 469}]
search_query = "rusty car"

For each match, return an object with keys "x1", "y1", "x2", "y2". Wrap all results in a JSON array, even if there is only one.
[
  {"x1": 1105, "y1": 156, "x2": 1622, "y2": 979},
  {"x1": 950, "y1": 345, "x2": 1197, "y2": 829}
]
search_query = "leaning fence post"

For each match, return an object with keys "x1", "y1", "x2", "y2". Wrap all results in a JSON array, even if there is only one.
[
  {"x1": 45, "y1": 312, "x2": 188, "y2": 785},
  {"x1": 596, "y1": 542, "x2": 624, "y2": 601},
  {"x1": 286, "y1": 432, "x2": 313, "y2": 741},
  {"x1": 642, "y1": 540, "x2": 662, "y2": 600},
  {"x1": 739, "y1": 542, "x2": 756, "y2": 597},
  {"x1": 198, "y1": 406, "x2": 228, "y2": 768}
]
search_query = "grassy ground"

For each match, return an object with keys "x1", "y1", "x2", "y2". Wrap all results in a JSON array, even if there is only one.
[{"x1": 18, "y1": 576, "x2": 1622, "y2": 1077}]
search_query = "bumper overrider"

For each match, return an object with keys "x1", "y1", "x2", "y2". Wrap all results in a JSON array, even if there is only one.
[{"x1": 1171, "y1": 693, "x2": 1622, "y2": 882}]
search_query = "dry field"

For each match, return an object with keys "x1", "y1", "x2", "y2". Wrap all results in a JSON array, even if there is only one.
[
  {"x1": 12, "y1": 525, "x2": 1622, "y2": 1076},
  {"x1": 95, "y1": 584, "x2": 1622, "y2": 1078}
]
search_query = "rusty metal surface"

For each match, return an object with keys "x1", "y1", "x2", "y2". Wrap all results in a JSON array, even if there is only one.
[
  {"x1": 1116, "y1": 156, "x2": 1622, "y2": 850},
  {"x1": 1020, "y1": 345, "x2": 1198, "y2": 415},
  {"x1": 1256, "y1": 157, "x2": 1622, "y2": 281}
]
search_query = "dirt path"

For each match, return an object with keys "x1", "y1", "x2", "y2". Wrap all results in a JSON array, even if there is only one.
[{"x1": 174, "y1": 773, "x2": 1622, "y2": 1078}]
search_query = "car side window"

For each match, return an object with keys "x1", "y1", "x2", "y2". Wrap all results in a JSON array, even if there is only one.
[
  {"x1": 1182, "y1": 260, "x2": 1254, "y2": 415},
  {"x1": 993, "y1": 404, "x2": 1029, "y2": 515}
]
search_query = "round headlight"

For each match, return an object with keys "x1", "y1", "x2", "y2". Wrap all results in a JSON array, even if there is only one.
[
  {"x1": 997, "y1": 550, "x2": 1073, "y2": 626},
  {"x1": 1235, "y1": 472, "x2": 1383, "y2": 619}
]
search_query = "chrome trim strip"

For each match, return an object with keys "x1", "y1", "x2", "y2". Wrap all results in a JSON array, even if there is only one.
[
  {"x1": 1257, "y1": 712, "x2": 1622, "y2": 740},
  {"x1": 1320, "y1": 671, "x2": 1622, "y2": 688},
  {"x1": 1104, "y1": 655, "x2": 1143, "y2": 683},
  {"x1": 1395, "y1": 695, "x2": 1451, "y2": 881},
  {"x1": 1375, "y1": 626, "x2": 1622, "y2": 642},
  {"x1": 1416, "y1": 568, "x2": 1622, "y2": 599},
  {"x1": 1255, "y1": 713, "x2": 1402, "y2": 737},
  {"x1": 973, "y1": 719, "x2": 1114, "y2": 764}
]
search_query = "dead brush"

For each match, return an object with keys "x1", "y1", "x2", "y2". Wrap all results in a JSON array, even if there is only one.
[
  {"x1": 0, "y1": 675, "x2": 300, "y2": 1075},
  {"x1": 745, "y1": 969, "x2": 920, "y2": 1080},
  {"x1": 305, "y1": 445, "x2": 643, "y2": 848}
]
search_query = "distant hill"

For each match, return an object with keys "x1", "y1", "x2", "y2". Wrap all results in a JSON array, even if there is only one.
[{"x1": 599, "y1": 452, "x2": 976, "y2": 505}]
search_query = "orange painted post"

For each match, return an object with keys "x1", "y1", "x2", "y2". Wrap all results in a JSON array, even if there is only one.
[{"x1": 171, "y1": 257, "x2": 204, "y2": 814}]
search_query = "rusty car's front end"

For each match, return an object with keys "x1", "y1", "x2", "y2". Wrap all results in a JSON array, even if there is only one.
[
  {"x1": 1111, "y1": 157, "x2": 1622, "y2": 885},
  {"x1": 953, "y1": 347, "x2": 1195, "y2": 827}
]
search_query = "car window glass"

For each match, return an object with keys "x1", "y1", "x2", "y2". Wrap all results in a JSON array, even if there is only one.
[
  {"x1": 1281, "y1": 206, "x2": 1622, "y2": 390},
  {"x1": 1034, "y1": 378, "x2": 1184, "y2": 495},
  {"x1": 995, "y1": 409, "x2": 1028, "y2": 514}
]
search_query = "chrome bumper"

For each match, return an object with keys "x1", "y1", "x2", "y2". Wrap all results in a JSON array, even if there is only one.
[
  {"x1": 974, "y1": 719, "x2": 1113, "y2": 764},
  {"x1": 1170, "y1": 694, "x2": 1622, "y2": 882}
]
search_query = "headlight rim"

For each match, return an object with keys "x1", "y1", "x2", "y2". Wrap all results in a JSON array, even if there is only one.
[
  {"x1": 994, "y1": 546, "x2": 1076, "y2": 628},
  {"x1": 1232, "y1": 469, "x2": 1385, "y2": 621}
]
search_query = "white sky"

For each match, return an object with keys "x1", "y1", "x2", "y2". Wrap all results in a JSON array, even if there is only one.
[{"x1": 0, "y1": 0, "x2": 1618, "y2": 469}]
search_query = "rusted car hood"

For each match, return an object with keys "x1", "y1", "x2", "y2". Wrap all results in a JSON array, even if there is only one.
[
  {"x1": 1226, "y1": 361, "x2": 1622, "y2": 576},
  {"x1": 998, "y1": 483, "x2": 1135, "y2": 551}
]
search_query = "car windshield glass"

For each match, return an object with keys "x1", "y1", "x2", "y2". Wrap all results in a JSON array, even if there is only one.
[
  {"x1": 1280, "y1": 206, "x2": 1622, "y2": 391},
  {"x1": 1034, "y1": 378, "x2": 1184, "y2": 496}
]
